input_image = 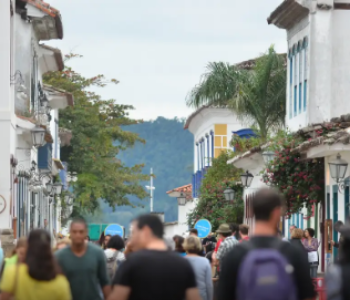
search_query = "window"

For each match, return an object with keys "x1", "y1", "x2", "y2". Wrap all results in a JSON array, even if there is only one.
[
  {"x1": 293, "y1": 45, "x2": 297, "y2": 116},
  {"x1": 289, "y1": 50, "x2": 293, "y2": 119},
  {"x1": 303, "y1": 37, "x2": 308, "y2": 111},
  {"x1": 298, "y1": 41, "x2": 302, "y2": 113}
]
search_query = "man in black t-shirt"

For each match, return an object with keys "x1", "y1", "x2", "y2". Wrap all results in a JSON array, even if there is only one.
[
  {"x1": 109, "y1": 214, "x2": 200, "y2": 300},
  {"x1": 218, "y1": 189, "x2": 316, "y2": 300}
]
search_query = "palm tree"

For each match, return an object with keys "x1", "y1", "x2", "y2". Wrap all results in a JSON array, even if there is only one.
[
  {"x1": 186, "y1": 62, "x2": 244, "y2": 108},
  {"x1": 187, "y1": 46, "x2": 286, "y2": 140}
]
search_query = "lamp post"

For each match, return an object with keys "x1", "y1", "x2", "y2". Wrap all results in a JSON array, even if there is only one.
[
  {"x1": 240, "y1": 170, "x2": 254, "y2": 188},
  {"x1": 262, "y1": 151, "x2": 275, "y2": 165},
  {"x1": 53, "y1": 182, "x2": 63, "y2": 195},
  {"x1": 329, "y1": 153, "x2": 348, "y2": 183},
  {"x1": 177, "y1": 192, "x2": 187, "y2": 206},
  {"x1": 223, "y1": 187, "x2": 235, "y2": 201},
  {"x1": 31, "y1": 125, "x2": 46, "y2": 148}
]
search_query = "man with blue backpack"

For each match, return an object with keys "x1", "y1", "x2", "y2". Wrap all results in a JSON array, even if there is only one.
[{"x1": 218, "y1": 188, "x2": 315, "y2": 300}]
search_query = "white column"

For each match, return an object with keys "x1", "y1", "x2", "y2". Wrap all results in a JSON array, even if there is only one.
[{"x1": 0, "y1": 1, "x2": 12, "y2": 229}]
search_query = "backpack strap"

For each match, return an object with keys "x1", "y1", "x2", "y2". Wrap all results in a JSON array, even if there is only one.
[{"x1": 239, "y1": 238, "x2": 284, "y2": 252}]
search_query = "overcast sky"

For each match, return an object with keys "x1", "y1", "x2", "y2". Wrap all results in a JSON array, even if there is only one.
[{"x1": 48, "y1": 0, "x2": 286, "y2": 121}]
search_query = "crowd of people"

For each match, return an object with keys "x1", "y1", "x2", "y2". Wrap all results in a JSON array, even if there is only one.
[{"x1": 1, "y1": 188, "x2": 350, "y2": 299}]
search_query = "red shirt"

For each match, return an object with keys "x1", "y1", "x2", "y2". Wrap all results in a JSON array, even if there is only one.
[
  {"x1": 239, "y1": 236, "x2": 249, "y2": 242},
  {"x1": 214, "y1": 239, "x2": 223, "y2": 252}
]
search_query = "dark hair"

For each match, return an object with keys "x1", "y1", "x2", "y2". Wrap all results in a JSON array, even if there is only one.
[
  {"x1": 98, "y1": 231, "x2": 105, "y2": 246},
  {"x1": 70, "y1": 217, "x2": 87, "y2": 229},
  {"x1": 190, "y1": 229, "x2": 198, "y2": 236},
  {"x1": 134, "y1": 214, "x2": 164, "y2": 239},
  {"x1": 230, "y1": 223, "x2": 240, "y2": 240},
  {"x1": 340, "y1": 238, "x2": 350, "y2": 264},
  {"x1": 174, "y1": 235, "x2": 185, "y2": 253},
  {"x1": 221, "y1": 232, "x2": 232, "y2": 238},
  {"x1": 107, "y1": 235, "x2": 125, "y2": 250},
  {"x1": 86, "y1": 236, "x2": 90, "y2": 241},
  {"x1": 252, "y1": 188, "x2": 284, "y2": 221},
  {"x1": 239, "y1": 224, "x2": 249, "y2": 235},
  {"x1": 25, "y1": 229, "x2": 60, "y2": 281},
  {"x1": 335, "y1": 221, "x2": 344, "y2": 232},
  {"x1": 305, "y1": 228, "x2": 315, "y2": 238}
]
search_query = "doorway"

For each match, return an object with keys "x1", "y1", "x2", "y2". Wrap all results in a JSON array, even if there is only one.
[{"x1": 333, "y1": 185, "x2": 339, "y2": 260}]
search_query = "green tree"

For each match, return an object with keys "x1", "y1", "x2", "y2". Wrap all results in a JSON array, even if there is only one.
[
  {"x1": 43, "y1": 54, "x2": 148, "y2": 214},
  {"x1": 187, "y1": 46, "x2": 286, "y2": 140},
  {"x1": 188, "y1": 152, "x2": 244, "y2": 230}
]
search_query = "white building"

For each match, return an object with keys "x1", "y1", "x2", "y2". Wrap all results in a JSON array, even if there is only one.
[
  {"x1": 165, "y1": 184, "x2": 194, "y2": 237},
  {"x1": 0, "y1": 0, "x2": 72, "y2": 243},
  {"x1": 267, "y1": 0, "x2": 350, "y2": 271}
]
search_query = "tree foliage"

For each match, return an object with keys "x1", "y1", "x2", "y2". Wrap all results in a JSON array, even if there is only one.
[
  {"x1": 187, "y1": 46, "x2": 286, "y2": 139},
  {"x1": 188, "y1": 152, "x2": 244, "y2": 230},
  {"x1": 43, "y1": 54, "x2": 148, "y2": 214},
  {"x1": 85, "y1": 117, "x2": 194, "y2": 229}
]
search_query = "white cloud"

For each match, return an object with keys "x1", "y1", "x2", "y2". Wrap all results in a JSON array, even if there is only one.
[{"x1": 48, "y1": 0, "x2": 286, "y2": 120}]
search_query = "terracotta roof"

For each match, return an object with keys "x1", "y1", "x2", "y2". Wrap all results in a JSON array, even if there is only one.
[
  {"x1": 40, "y1": 44, "x2": 64, "y2": 71},
  {"x1": 267, "y1": 0, "x2": 309, "y2": 29},
  {"x1": 166, "y1": 184, "x2": 192, "y2": 195},
  {"x1": 26, "y1": 0, "x2": 59, "y2": 17},
  {"x1": 227, "y1": 143, "x2": 270, "y2": 165},
  {"x1": 53, "y1": 159, "x2": 64, "y2": 170},
  {"x1": 43, "y1": 84, "x2": 74, "y2": 106},
  {"x1": 23, "y1": 0, "x2": 63, "y2": 39}
]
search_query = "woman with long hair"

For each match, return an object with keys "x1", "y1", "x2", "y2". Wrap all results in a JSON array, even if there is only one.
[
  {"x1": 0, "y1": 229, "x2": 71, "y2": 300},
  {"x1": 302, "y1": 227, "x2": 320, "y2": 278}
]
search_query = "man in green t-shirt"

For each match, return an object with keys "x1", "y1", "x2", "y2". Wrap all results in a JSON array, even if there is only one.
[{"x1": 55, "y1": 218, "x2": 111, "y2": 300}]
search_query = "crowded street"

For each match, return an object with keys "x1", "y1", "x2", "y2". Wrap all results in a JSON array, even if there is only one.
[{"x1": 1, "y1": 0, "x2": 350, "y2": 299}]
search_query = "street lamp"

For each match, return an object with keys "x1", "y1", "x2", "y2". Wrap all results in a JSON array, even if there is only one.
[
  {"x1": 240, "y1": 170, "x2": 254, "y2": 188},
  {"x1": 31, "y1": 125, "x2": 46, "y2": 148},
  {"x1": 262, "y1": 151, "x2": 275, "y2": 165},
  {"x1": 177, "y1": 192, "x2": 187, "y2": 206},
  {"x1": 45, "y1": 181, "x2": 53, "y2": 194},
  {"x1": 223, "y1": 187, "x2": 235, "y2": 201},
  {"x1": 329, "y1": 153, "x2": 348, "y2": 183},
  {"x1": 53, "y1": 182, "x2": 63, "y2": 195}
]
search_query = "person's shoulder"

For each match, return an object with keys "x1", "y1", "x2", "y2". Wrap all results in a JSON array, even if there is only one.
[
  {"x1": 88, "y1": 242, "x2": 105, "y2": 254},
  {"x1": 55, "y1": 273, "x2": 71, "y2": 285},
  {"x1": 55, "y1": 246, "x2": 70, "y2": 258}
]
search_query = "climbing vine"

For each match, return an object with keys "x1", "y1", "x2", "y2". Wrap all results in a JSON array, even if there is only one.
[{"x1": 262, "y1": 131, "x2": 325, "y2": 216}]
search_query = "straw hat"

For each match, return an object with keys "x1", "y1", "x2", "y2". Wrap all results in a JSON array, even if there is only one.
[{"x1": 216, "y1": 224, "x2": 231, "y2": 234}]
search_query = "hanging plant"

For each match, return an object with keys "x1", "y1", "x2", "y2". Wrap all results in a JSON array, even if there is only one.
[{"x1": 262, "y1": 131, "x2": 324, "y2": 215}]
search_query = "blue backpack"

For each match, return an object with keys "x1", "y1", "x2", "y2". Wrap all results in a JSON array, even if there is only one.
[{"x1": 236, "y1": 240, "x2": 297, "y2": 300}]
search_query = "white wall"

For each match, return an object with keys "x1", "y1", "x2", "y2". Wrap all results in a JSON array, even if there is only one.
[
  {"x1": 0, "y1": 0, "x2": 14, "y2": 229},
  {"x1": 287, "y1": 8, "x2": 350, "y2": 132}
]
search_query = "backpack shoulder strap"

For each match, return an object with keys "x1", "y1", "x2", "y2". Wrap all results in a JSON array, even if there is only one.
[{"x1": 239, "y1": 238, "x2": 284, "y2": 252}]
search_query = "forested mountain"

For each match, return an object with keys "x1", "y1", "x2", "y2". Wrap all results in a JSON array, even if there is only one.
[{"x1": 85, "y1": 117, "x2": 193, "y2": 230}]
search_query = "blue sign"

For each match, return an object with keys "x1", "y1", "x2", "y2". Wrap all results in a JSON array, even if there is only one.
[
  {"x1": 194, "y1": 219, "x2": 212, "y2": 238},
  {"x1": 105, "y1": 224, "x2": 124, "y2": 237}
]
